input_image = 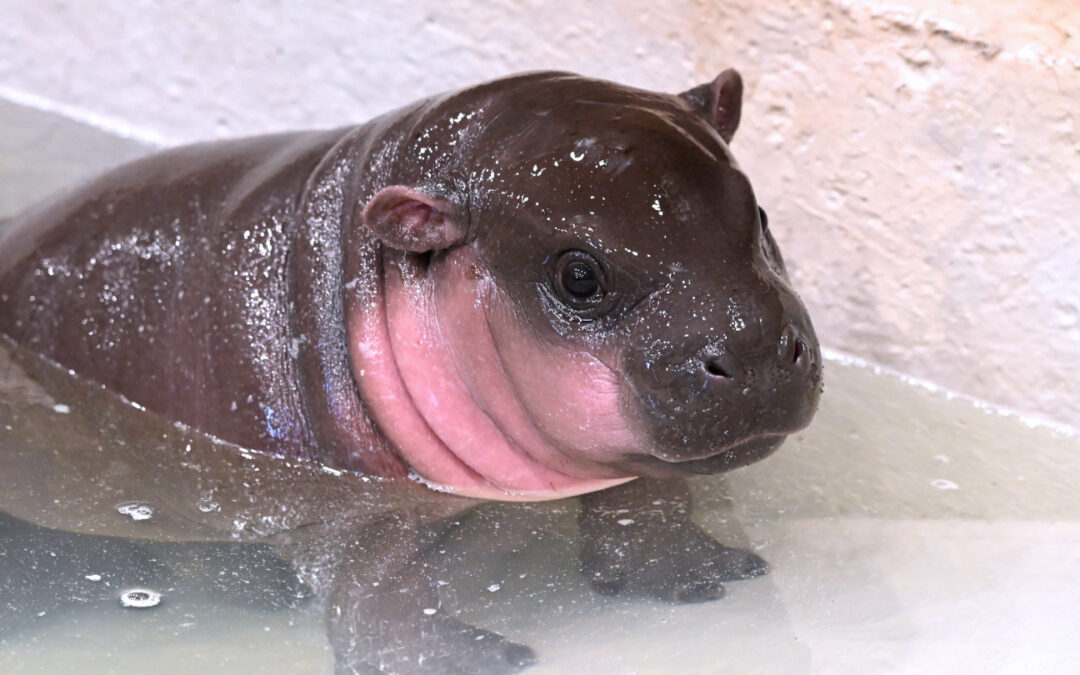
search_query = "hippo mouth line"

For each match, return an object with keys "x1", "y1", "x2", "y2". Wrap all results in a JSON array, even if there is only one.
[{"x1": 628, "y1": 434, "x2": 786, "y2": 476}]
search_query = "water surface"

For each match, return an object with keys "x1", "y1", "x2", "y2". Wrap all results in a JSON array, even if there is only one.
[{"x1": 2, "y1": 339, "x2": 1077, "y2": 674}]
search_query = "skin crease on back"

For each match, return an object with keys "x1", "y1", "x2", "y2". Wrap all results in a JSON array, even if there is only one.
[{"x1": 0, "y1": 69, "x2": 822, "y2": 501}]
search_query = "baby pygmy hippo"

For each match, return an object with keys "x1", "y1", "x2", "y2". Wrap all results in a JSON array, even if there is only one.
[{"x1": 0, "y1": 69, "x2": 821, "y2": 673}]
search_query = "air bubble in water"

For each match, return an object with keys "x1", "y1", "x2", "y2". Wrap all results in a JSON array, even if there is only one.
[
  {"x1": 196, "y1": 491, "x2": 220, "y2": 513},
  {"x1": 120, "y1": 588, "x2": 161, "y2": 609},
  {"x1": 116, "y1": 502, "x2": 154, "y2": 521}
]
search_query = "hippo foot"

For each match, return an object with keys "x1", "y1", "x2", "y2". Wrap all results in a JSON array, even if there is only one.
[
  {"x1": 330, "y1": 613, "x2": 535, "y2": 675},
  {"x1": 578, "y1": 478, "x2": 768, "y2": 603},
  {"x1": 580, "y1": 526, "x2": 767, "y2": 603},
  {"x1": 322, "y1": 516, "x2": 537, "y2": 675}
]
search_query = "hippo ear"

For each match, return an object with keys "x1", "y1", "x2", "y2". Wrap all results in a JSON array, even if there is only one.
[
  {"x1": 679, "y1": 69, "x2": 743, "y2": 143},
  {"x1": 361, "y1": 185, "x2": 467, "y2": 252}
]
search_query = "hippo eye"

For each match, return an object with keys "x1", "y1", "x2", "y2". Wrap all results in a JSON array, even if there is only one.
[
  {"x1": 563, "y1": 262, "x2": 598, "y2": 297},
  {"x1": 554, "y1": 250, "x2": 605, "y2": 307},
  {"x1": 758, "y1": 206, "x2": 769, "y2": 231}
]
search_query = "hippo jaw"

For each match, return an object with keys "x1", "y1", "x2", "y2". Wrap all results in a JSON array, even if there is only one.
[{"x1": 625, "y1": 434, "x2": 789, "y2": 477}]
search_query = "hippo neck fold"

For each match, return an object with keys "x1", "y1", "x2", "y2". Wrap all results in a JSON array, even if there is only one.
[
  {"x1": 295, "y1": 93, "x2": 636, "y2": 499},
  {"x1": 347, "y1": 244, "x2": 636, "y2": 501},
  {"x1": 292, "y1": 95, "x2": 471, "y2": 479},
  {"x1": 293, "y1": 126, "x2": 408, "y2": 478}
]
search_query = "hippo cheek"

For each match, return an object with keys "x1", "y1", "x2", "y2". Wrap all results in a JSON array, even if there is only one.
[
  {"x1": 478, "y1": 298, "x2": 647, "y2": 474},
  {"x1": 346, "y1": 245, "x2": 634, "y2": 501},
  {"x1": 429, "y1": 248, "x2": 643, "y2": 478}
]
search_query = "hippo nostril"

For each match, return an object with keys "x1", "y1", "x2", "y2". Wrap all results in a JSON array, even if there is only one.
[
  {"x1": 703, "y1": 357, "x2": 733, "y2": 380},
  {"x1": 777, "y1": 325, "x2": 806, "y2": 365},
  {"x1": 777, "y1": 327, "x2": 793, "y2": 363},
  {"x1": 792, "y1": 338, "x2": 806, "y2": 364}
]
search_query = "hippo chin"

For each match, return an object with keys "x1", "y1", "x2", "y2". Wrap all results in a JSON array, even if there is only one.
[{"x1": 0, "y1": 69, "x2": 821, "y2": 502}]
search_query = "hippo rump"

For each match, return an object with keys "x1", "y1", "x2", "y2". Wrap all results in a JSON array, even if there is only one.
[{"x1": 0, "y1": 69, "x2": 820, "y2": 501}]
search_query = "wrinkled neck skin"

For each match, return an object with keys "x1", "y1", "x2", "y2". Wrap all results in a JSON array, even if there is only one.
[
  {"x1": 300, "y1": 73, "x2": 822, "y2": 500},
  {"x1": 297, "y1": 85, "x2": 636, "y2": 500},
  {"x1": 348, "y1": 244, "x2": 637, "y2": 500}
]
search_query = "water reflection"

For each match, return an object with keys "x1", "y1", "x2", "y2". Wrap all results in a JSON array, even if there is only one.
[
  {"x1": 0, "y1": 339, "x2": 764, "y2": 674},
  {"x1": 9, "y1": 338, "x2": 1077, "y2": 672}
]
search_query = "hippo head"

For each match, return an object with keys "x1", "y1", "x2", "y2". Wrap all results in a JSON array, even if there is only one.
[{"x1": 347, "y1": 71, "x2": 822, "y2": 499}]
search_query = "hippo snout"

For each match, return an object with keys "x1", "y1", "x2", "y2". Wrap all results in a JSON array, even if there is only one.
[
  {"x1": 698, "y1": 322, "x2": 817, "y2": 384},
  {"x1": 622, "y1": 309, "x2": 822, "y2": 477}
]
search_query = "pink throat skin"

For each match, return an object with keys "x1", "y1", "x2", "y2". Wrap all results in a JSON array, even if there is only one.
[{"x1": 346, "y1": 245, "x2": 637, "y2": 501}]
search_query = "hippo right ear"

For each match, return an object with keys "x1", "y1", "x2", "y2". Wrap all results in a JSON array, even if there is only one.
[
  {"x1": 360, "y1": 185, "x2": 467, "y2": 252},
  {"x1": 679, "y1": 69, "x2": 743, "y2": 144}
]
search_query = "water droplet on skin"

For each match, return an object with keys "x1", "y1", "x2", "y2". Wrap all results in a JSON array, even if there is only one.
[
  {"x1": 487, "y1": 583, "x2": 501, "y2": 592},
  {"x1": 120, "y1": 588, "x2": 161, "y2": 608},
  {"x1": 53, "y1": 403, "x2": 71, "y2": 414},
  {"x1": 196, "y1": 492, "x2": 220, "y2": 513},
  {"x1": 116, "y1": 502, "x2": 154, "y2": 521},
  {"x1": 616, "y1": 518, "x2": 635, "y2": 526},
  {"x1": 85, "y1": 574, "x2": 102, "y2": 582},
  {"x1": 423, "y1": 607, "x2": 437, "y2": 615}
]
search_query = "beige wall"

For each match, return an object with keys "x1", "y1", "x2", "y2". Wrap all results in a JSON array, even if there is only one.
[{"x1": 1, "y1": 0, "x2": 1077, "y2": 427}]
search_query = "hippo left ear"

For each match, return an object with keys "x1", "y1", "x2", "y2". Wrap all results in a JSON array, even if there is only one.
[
  {"x1": 361, "y1": 185, "x2": 467, "y2": 252},
  {"x1": 679, "y1": 69, "x2": 743, "y2": 143}
]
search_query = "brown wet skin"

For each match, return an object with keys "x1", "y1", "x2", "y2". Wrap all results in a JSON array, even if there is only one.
[
  {"x1": 0, "y1": 69, "x2": 821, "y2": 496},
  {"x1": 0, "y1": 69, "x2": 823, "y2": 672}
]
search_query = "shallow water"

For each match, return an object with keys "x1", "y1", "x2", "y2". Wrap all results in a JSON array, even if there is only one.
[{"x1": 2, "y1": 335, "x2": 1077, "y2": 673}]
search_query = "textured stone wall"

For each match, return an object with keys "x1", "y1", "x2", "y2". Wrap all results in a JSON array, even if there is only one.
[{"x1": 1, "y1": 0, "x2": 1077, "y2": 427}]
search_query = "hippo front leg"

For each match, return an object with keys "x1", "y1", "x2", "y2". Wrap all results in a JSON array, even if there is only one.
[
  {"x1": 578, "y1": 478, "x2": 767, "y2": 603},
  {"x1": 321, "y1": 516, "x2": 536, "y2": 675}
]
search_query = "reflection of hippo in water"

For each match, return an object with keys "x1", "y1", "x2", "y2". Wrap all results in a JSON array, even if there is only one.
[{"x1": 0, "y1": 69, "x2": 821, "y2": 672}]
